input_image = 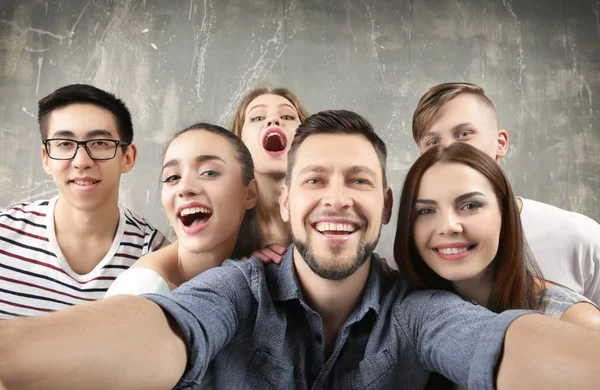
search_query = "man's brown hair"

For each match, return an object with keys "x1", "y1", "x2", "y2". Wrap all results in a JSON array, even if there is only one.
[{"x1": 412, "y1": 82, "x2": 498, "y2": 143}]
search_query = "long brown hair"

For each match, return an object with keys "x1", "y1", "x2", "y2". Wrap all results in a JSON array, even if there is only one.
[
  {"x1": 394, "y1": 142, "x2": 544, "y2": 312},
  {"x1": 229, "y1": 86, "x2": 309, "y2": 138}
]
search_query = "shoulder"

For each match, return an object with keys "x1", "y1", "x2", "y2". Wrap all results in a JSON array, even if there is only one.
[
  {"x1": 0, "y1": 199, "x2": 49, "y2": 218},
  {"x1": 540, "y1": 284, "x2": 598, "y2": 317},
  {"x1": 561, "y1": 300, "x2": 600, "y2": 331},
  {"x1": 178, "y1": 257, "x2": 263, "y2": 292},
  {"x1": 0, "y1": 199, "x2": 50, "y2": 232},
  {"x1": 131, "y1": 242, "x2": 177, "y2": 275},
  {"x1": 105, "y1": 267, "x2": 170, "y2": 297},
  {"x1": 220, "y1": 257, "x2": 267, "y2": 284},
  {"x1": 521, "y1": 198, "x2": 600, "y2": 242},
  {"x1": 121, "y1": 207, "x2": 169, "y2": 250},
  {"x1": 392, "y1": 288, "x2": 477, "y2": 323}
]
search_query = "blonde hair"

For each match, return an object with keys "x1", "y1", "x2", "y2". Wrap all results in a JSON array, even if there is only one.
[
  {"x1": 412, "y1": 82, "x2": 498, "y2": 143},
  {"x1": 229, "y1": 87, "x2": 309, "y2": 138}
]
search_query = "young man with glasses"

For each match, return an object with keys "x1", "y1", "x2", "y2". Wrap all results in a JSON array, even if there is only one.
[{"x1": 0, "y1": 84, "x2": 167, "y2": 319}]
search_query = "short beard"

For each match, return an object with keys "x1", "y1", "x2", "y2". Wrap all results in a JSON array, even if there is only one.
[{"x1": 292, "y1": 232, "x2": 379, "y2": 281}]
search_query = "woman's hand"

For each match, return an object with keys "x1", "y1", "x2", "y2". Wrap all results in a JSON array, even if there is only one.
[{"x1": 242, "y1": 243, "x2": 288, "y2": 264}]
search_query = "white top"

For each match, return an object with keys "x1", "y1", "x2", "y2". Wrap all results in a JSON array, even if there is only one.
[
  {"x1": 520, "y1": 198, "x2": 600, "y2": 306},
  {"x1": 105, "y1": 268, "x2": 170, "y2": 297},
  {"x1": 0, "y1": 196, "x2": 167, "y2": 319}
]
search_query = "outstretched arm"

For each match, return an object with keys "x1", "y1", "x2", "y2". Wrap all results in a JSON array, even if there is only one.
[
  {"x1": 498, "y1": 313, "x2": 600, "y2": 389},
  {"x1": 402, "y1": 290, "x2": 600, "y2": 389},
  {"x1": 0, "y1": 295, "x2": 187, "y2": 390}
]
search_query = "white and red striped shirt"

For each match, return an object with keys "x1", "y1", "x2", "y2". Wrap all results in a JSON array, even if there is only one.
[{"x1": 0, "y1": 196, "x2": 168, "y2": 319}]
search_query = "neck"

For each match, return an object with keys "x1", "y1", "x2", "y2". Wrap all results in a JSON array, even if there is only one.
[
  {"x1": 53, "y1": 196, "x2": 120, "y2": 240},
  {"x1": 293, "y1": 247, "x2": 371, "y2": 337},
  {"x1": 172, "y1": 231, "x2": 237, "y2": 286},
  {"x1": 452, "y1": 271, "x2": 494, "y2": 308},
  {"x1": 255, "y1": 172, "x2": 290, "y2": 246}
]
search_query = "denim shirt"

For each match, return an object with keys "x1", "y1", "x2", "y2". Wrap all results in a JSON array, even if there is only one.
[{"x1": 145, "y1": 245, "x2": 530, "y2": 389}]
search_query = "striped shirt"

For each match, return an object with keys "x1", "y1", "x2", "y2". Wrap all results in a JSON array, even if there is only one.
[{"x1": 0, "y1": 196, "x2": 168, "y2": 319}]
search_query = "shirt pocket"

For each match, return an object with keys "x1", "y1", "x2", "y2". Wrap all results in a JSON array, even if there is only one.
[
  {"x1": 341, "y1": 349, "x2": 397, "y2": 389},
  {"x1": 244, "y1": 349, "x2": 294, "y2": 389}
]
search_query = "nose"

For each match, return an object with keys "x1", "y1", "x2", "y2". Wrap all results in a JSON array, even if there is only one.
[
  {"x1": 438, "y1": 209, "x2": 463, "y2": 236},
  {"x1": 71, "y1": 144, "x2": 94, "y2": 169},
  {"x1": 266, "y1": 116, "x2": 281, "y2": 127},
  {"x1": 322, "y1": 179, "x2": 353, "y2": 211},
  {"x1": 177, "y1": 172, "x2": 201, "y2": 198},
  {"x1": 439, "y1": 138, "x2": 454, "y2": 148}
]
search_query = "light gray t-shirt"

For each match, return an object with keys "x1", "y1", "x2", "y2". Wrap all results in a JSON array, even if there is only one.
[
  {"x1": 536, "y1": 284, "x2": 597, "y2": 319},
  {"x1": 144, "y1": 245, "x2": 531, "y2": 389}
]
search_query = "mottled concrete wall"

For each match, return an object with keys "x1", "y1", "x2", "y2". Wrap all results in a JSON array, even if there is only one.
[{"x1": 0, "y1": 0, "x2": 598, "y2": 261}]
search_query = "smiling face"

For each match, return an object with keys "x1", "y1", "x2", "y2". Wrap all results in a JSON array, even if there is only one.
[
  {"x1": 240, "y1": 94, "x2": 301, "y2": 174},
  {"x1": 412, "y1": 162, "x2": 502, "y2": 284},
  {"x1": 41, "y1": 103, "x2": 135, "y2": 212},
  {"x1": 161, "y1": 130, "x2": 257, "y2": 254},
  {"x1": 418, "y1": 94, "x2": 508, "y2": 161},
  {"x1": 280, "y1": 133, "x2": 392, "y2": 280}
]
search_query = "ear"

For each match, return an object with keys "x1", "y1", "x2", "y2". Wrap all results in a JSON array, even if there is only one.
[
  {"x1": 382, "y1": 186, "x2": 393, "y2": 225},
  {"x1": 244, "y1": 179, "x2": 259, "y2": 210},
  {"x1": 496, "y1": 129, "x2": 509, "y2": 161},
  {"x1": 41, "y1": 145, "x2": 52, "y2": 175},
  {"x1": 279, "y1": 184, "x2": 290, "y2": 223},
  {"x1": 120, "y1": 144, "x2": 137, "y2": 173}
]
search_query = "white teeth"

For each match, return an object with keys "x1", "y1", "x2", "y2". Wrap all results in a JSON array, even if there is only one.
[
  {"x1": 438, "y1": 247, "x2": 469, "y2": 255},
  {"x1": 266, "y1": 132, "x2": 283, "y2": 141},
  {"x1": 179, "y1": 206, "x2": 211, "y2": 217},
  {"x1": 73, "y1": 180, "x2": 97, "y2": 186},
  {"x1": 315, "y1": 222, "x2": 356, "y2": 233}
]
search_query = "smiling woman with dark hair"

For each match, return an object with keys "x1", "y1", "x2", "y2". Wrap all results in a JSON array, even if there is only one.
[
  {"x1": 107, "y1": 122, "x2": 260, "y2": 297},
  {"x1": 394, "y1": 142, "x2": 600, "y2": 388}
]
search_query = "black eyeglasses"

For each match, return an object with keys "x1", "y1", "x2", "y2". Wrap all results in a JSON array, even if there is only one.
[{"x1": 42, "y1": 138, "x2": 129, "y2": 160}]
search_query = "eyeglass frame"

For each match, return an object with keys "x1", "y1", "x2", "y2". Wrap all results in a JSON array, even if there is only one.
[{"x1": 42, "y1": 138, "x2": 130, "y2": 161}]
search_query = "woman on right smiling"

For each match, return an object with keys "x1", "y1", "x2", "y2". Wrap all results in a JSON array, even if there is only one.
[{"x1": 393, "y1": 142, "x2": 600, "y2": 389}]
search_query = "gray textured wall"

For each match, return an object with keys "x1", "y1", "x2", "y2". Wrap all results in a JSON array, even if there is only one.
[{"x1": 1, "y1": 0, "x2": 598, "y2": 261}]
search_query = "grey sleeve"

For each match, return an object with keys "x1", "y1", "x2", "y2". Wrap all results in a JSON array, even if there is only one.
[
  {"x1": 143, "y1": 265, "x2": 256, "y2": 389},
  {"x1": 396, "y1": 290, "x2": 534, "y2": 390}
]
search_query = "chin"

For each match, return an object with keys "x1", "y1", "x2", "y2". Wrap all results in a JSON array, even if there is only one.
[{"x1": 178, "y1": 239, "x2": 211, "y2": 254}]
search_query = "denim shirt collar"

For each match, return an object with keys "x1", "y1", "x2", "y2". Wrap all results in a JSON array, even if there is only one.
[{"x1": 271, "y1": 244, "x2": 384, "y2": 317}]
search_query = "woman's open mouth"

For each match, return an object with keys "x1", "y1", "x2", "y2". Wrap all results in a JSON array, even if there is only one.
[
  {"x1": 262, "y1": 129, "x2": 287, "y2": 156},
  {"x1": 178, "y1": 206, "x2": 213, "y2": 233}
]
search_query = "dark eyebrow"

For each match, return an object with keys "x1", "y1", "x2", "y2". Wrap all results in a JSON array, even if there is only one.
[
  {"x1": 297, "y1": 165, "x2": 329, "y2": 176},
  {"x1": 50, "y1": 130, "x2": 75, "y2": 138},
  {"x1": 162, "y1": 154, "x2": 226, "y2": 171},
  {"x1": 454, "y1": 191, "x2": 486, "y2": 203},
  {"x1": 347, "y1": 165, "x2": 378, "y2": 179},
  {"x1": 415, "y1": 191, "x2": 486, "y2": 206},
  {"x1": 50, "y1": 129, "x2": 115, "y2": 139},
  {"x1": 87, "y1": 129, "x2": 114, "y2": 138}
]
